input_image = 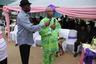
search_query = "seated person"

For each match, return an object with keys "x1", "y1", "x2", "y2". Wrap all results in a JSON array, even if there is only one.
[{"x1": 74, "y1": 25, "x2": 89, "y2": 57}]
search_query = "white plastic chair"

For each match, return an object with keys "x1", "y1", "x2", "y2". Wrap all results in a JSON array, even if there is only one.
[
  {"x1": 33, "y1": 31, "x2": 41, "y2": 47},
  {"x1": 65, "y1": 29, "x2": 77, "y2": 53},
  {"x1": 59, "y1": 29, "x2": 70, "y2": 39},
  {"x1": 10, "y1": 25, "x2": 18, "y2": 44},
  {"x1": 59, "y1": 29, "x2": 70, "y2": 52}
]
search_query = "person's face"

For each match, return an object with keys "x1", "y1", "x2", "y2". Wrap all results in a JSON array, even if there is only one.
[
  {"x1": 46, "y1": 8, "x2": 54, "y2": 17},
  {"x1": 23, "y1": 4, "x2": 31, "y2": 12},
  {"x1": 81, "y1": 26, "x2": 85, "y2": 30}
]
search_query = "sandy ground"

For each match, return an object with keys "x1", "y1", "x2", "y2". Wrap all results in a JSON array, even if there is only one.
[
  {"x1": 7, "y1": 43, "x2": 80, "y2": 64},
  {"x1": 2, "y1": 30, "x2": 80, "y2": 64}
]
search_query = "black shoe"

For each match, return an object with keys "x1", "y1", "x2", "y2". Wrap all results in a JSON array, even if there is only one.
[
  {"x1": 74, "y1": 53, "x2": 78, "y2": 57},
  {"x1": 15, "y1": 44, "x2": 18, "y2": 46}
]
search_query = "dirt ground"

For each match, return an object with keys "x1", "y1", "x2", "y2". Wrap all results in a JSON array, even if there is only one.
[{"x1": 7, "y1": 43, "x2": 80, "y2": 64}]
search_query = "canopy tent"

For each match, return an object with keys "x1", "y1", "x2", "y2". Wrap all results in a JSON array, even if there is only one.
[
  {"x1": 0, "y1": 0, "x2": 15, "y2": 5},
  {"x1": 8, "y1": 0, "x2": 96, "y2": 8},
  {"x1": 4, "y1": 0, "x2": 96, "y2": 19},
  {"x1": 2, "y1": 0, "x2": 96, "y2": 42}
]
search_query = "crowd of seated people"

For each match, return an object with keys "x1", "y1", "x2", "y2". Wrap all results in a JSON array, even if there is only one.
[
  {"x1": 57, "y1": 15, "x2": 96, "y2": 57},
  {"x1": 29, "y1": 15, "x2": 96, "y2": 58},
  {"x1": 9, "y1": 15, "x2": 96, "y2": 58}
]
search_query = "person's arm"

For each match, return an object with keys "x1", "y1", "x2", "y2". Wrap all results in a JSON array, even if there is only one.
[
  {"x1": 17, "y1": 16, "x2": 44, "y2": 32},
  {"x1": 54, "y1": 18, "x2": 61, "y2": 32}
]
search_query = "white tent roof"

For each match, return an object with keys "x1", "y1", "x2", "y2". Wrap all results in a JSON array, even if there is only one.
[{"x1": 8, "y1": 0, "x2": 96, "y2": 8}]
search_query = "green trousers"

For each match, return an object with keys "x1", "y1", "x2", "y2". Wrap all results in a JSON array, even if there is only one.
[{"x1": 41, "y1": 35, "x2": 58, "y2": 64}]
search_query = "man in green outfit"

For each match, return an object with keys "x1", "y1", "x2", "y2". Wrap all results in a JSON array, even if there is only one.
[{"x1": 39, "y1": 5, "x2": 61, "y2": 64}]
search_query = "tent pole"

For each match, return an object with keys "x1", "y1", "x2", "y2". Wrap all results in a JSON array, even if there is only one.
[{"x1": 5, "y1": 11, "x2": 10, "y2": 43}]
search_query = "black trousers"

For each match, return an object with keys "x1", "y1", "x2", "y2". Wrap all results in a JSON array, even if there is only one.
[
  {"x1": 74, "y1": 39, "x2": 86, "y2": 53},
  {"x1": 0, "y1": 58, "x2": 7, "y2": 64},
  {"x1": 19, "y1": 44, "x2": 31, "y2": 64}
]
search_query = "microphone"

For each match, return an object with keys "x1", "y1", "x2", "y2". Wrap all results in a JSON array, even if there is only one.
[{"x1": 54, "y1": 19, "x2": 56, "y2": 24}]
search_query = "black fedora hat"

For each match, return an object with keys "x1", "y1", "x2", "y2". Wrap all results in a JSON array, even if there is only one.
[{"x1": 19, "y1": 0, "x2": 31, "y2": 7}]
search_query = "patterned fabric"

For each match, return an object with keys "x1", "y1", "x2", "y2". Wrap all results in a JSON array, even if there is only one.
[
  {"x1": 48, "y1": 4, "x2": 56, "y2": 12},
  {"x1": 83, "y1": 37, "x2": 96, "y2": 64},
  {"x1": 0, "y1": 31, "x2": 7, "y2": 61},
  {"x1": 84, "y1": 48, "x2": 96, "y2": 64},
  {"x1": 39, "y1": 17, "x2": 61, "y2": 64}
]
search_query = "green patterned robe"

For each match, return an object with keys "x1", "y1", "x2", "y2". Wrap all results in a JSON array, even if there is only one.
[{"x1": 39, "y1": 17, "x2": 61, "y2": 64}]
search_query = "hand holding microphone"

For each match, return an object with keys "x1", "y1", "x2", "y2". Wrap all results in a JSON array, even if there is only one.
[
  {"x1": 44, "y1": 19, "x2": 50, "y2": 27},
  {"x1": 44, "y1": 22, "x2": 50, "y2": 27}
]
